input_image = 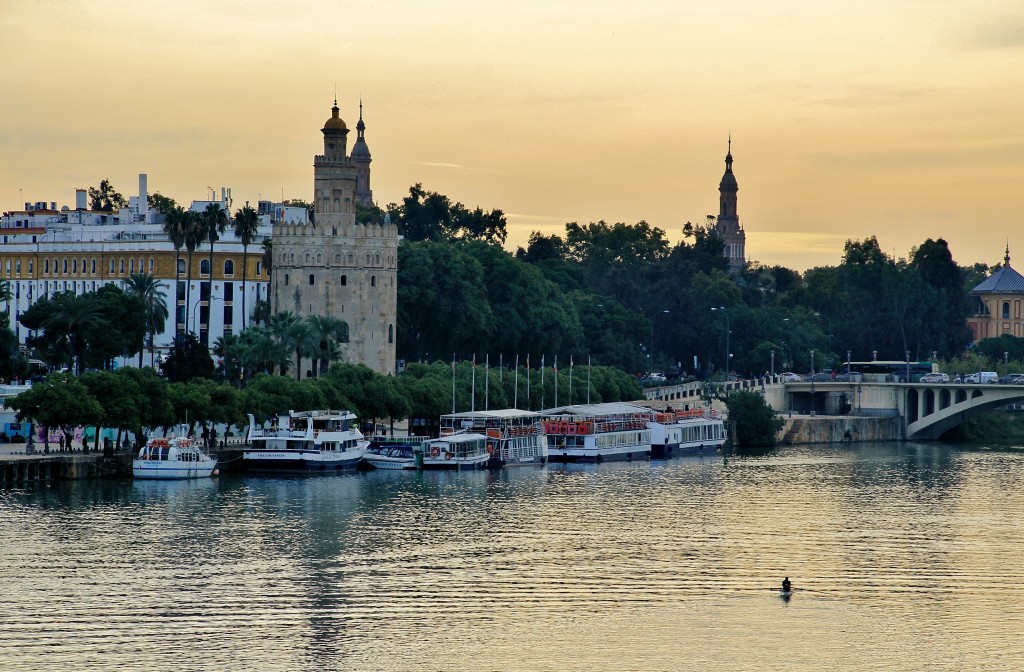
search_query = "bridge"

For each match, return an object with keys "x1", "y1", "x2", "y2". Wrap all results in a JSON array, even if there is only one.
[{"x1": 644, "y1": 377, "x2": 1024, "y2": 440}]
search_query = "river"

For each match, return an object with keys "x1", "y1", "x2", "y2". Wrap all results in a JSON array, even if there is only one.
[{"x1": 1, "y1": 441, "x2": 1023, "y2": 671}]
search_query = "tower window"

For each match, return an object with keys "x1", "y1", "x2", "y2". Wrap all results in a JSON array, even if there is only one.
[
  {"x1": 284, "y1": 274, "x2": 289, "y2": 286},
  {"x1": 340, "y1": 275, "x2": 347, "y2": 286},
  {"x1": 309, "y1": 274, "x2": 315, "y2": 286},
  {"x1": 371, "y1": 275, "x2": 376, "y2": 287}
]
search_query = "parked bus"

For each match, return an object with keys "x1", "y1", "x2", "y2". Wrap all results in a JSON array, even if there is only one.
[{"x1": 847, "y1": 361, "x2": 936, "y2": 383}]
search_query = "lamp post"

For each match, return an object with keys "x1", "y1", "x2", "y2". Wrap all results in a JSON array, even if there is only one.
[
  {"x1": 649, "y1": 309, "x2": 669, "y2": 377},
  {"x1": 711, "y1": 307, "x2": 730, "y2": 375},
  {"x1": 905, "y1": 350, "x2": 911, "y2": 383},
  {"x1": 1004, "y1": 351, "x2": 1009, "y2": 377},
  {"x1": 191, "y1": 296, "x2": 221, "y2": 339},
  {"x1": 815, "y1": 312, "x2": 832, "y2": 371}
]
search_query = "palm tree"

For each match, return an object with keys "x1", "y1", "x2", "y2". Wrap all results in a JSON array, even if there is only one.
[
  {"x1": 305, "y1": 314, "x2": 349, "y2": 377},
  {"x1": 269, "y1": 311, "x2": 299, "y2": 376},
  {"x1": 288, "y1": 320, "x2": 319, "y2": 381},
  {"x1": 239, "y1": 325, "x2": 289, "y2": 378},
  {"x1": 260, "y1": 237, "x2": 273, "y2": 321},
  {"x1": 232, "y1": 205, "x2": 260, "y2": 331},
  {"x1": 201, "y1": 203, "x2": 230, "y2": 345},
  {"x1": 183, "y1": 210, "x2": 204, "y2": 332},
  {"x1": 122, "y1": 273, "x2": 169, "y2": 368},
  {"x1": 45, "y1": 293, "x2": 101, "y2": 375},
  {"x1": 162, "y1": 206, "x2": 188, "y2": 332},
  {"x1": 0, "y1": 279, "x2": 12, "y2": 307}
]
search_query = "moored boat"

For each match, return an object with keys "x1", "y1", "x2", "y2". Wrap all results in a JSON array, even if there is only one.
[
  {"x1": 245, "y1": 409, "x2": 368, "y2": 474},
  {"x1": 361, "y1": 440, "x2": 422, "y2": 470},
  {"x1": 133, "y1": 437, "x2": 217, "y2": 480},
  {"x1": 440, "y1": 409, "x2": 547, "y2": 467},
  {"x1": 648, "y1": 408, "x2": 727, "y2": 458},
  {"x1": 542, "y1": 402, "x2": 652, "y2": 463},
  {"x1": 422, "y1": 433, "x2": 490, "y2": 470}
]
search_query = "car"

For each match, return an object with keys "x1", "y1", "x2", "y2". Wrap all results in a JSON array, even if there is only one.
[
  {"x1": 807, "y1": 373, "x2": 832, "y2": 382},
  {"x1": 920, "y1": 372, "x2": 950, "y2": 383},
  {"x1": 778, "y1": 372, "x2": 801, "y2": 382},
  {"x1": 963, "y1": 371, "x2": 998, "y2": 384},
  {"x1": 997, "y1": 373, "x2": 1024, "y2": 385}
]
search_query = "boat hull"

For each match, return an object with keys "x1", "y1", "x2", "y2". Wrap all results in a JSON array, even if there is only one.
[
  {"x1": 547, "y1": 447, "x2": 650, "y2": 463},
  {"x1": 420, "y1": 456, "x2": 490, "y2": 470},
  {"x1": 650, "y1": 440, "x2": 725, "y2": 459},
  {"x1": 132, "y1": 459, "x2": 217, "y2": 480},
  {"x1": 243, "y1": 449, "x2": 365, "y2": 474}
]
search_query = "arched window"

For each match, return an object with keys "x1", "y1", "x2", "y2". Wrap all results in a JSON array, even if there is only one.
[
  {"x1": 224, "y1": 260, "x2": 234, "y2": 276},
  {"x1": 256, "y1": 261, "x2": 262, "y2": 276},
  {"x1": 44, "y1": 259, "x2": 49, "y2": 273},
  {"x1": 178, "y1": 258, "x2": 186, "y2": 274},
  {"x1": 81, "y1": 258, "x2": 86, "y2": 274},
  {"x1": 149, "y1": 257, "x2": 154, "y2": 273},
  {"x1": 139, "y1": 257, "x2": 144, "y2": 273},
  {"x1": 63, "y1": 259, "x2": 68, "y2": 273},
  {"x1": 91, "y1": 259, "x2": 97, "y2": 274},
  {"x1": 129, "y1": 259, "x2": 135, "y2": 273},
  {"x1": 110, "y1": 259, "x2": 115, "y2": 274},
  {"x1": 1003, "y1": 302, "x2": 1010, "y2": 319},
  {"x1": 388, "y1": 324, "x2": 394, "y2": 344},
  {"x1": 316, "y1": 252, "x2": 323, "y2": 264},
  {"x1": 308, "y1": 273, "x2": 315, "y2": 285},
  {"x1": 375, "y1": 253, "x2": 380, "y2": 265},
  {"x1": 284, "y1": 274, "x2": 289, "y2": 286},
  {"x1": 340, "y1": 274, "x2": 347, "y2": 286},
  {"x1": 200, "y1": 259, "x2": 211, "y2": 275},
  {"x1": 119, "y1": 259, "x2": 124, "y2": 273},
  {"x1": 73, "y1": 259, "x2": 78, "y2": 273},
  {"x1": 371, "y1": 275, "x2": 376, "y2": 287}
]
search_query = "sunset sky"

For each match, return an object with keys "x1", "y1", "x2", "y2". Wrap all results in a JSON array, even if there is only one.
[{"x1": 2, "y1": 0, "x2": 1021, "y2": 271}]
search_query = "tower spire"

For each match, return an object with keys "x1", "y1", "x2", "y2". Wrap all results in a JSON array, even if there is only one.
[{"x1": 1006, "y1": 242, "x2": 1011, "y2": 266}]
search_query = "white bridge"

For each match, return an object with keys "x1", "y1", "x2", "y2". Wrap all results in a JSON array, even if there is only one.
[{"x1": 644, "y1": 378, "x2": 1024, "y2": 440}]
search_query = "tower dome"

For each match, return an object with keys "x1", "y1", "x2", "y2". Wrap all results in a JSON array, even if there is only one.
[{"x1": 322, "y1": 101, "x2": 348, "y2": 132}]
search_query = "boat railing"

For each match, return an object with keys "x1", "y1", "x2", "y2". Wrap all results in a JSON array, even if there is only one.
[{"x1": 251, "y1": 427, "x2": 308, "y2": 439}]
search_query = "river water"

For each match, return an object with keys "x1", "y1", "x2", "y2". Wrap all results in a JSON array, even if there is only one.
[{"x1": 2, "y1": 441, "x2": 1023, "y2": 671}]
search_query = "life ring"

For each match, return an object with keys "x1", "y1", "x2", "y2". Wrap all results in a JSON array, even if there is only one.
[
  {"x1": 444, "y1": 452, "x2": 452, "y2": 460},
  {"x1": 430, "y1": 446, "x2": 440, "y2": 458}
]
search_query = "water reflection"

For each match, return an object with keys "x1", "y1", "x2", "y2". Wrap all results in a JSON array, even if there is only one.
[{"x1": 2, "y1": 442, "x2": 1024, "y2": 670}]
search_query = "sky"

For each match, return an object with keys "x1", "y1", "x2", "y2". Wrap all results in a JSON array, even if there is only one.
[{"x1": 2, "y1": 0, "x2": 1022, "y2": 272}]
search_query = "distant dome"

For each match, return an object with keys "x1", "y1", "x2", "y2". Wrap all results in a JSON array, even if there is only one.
[
  {"x1": 323, "y1": 103, "x2": 347, "y2": 131},
  {"x1": 351, "y1": 140, "x2": 371, "y2": 158}
]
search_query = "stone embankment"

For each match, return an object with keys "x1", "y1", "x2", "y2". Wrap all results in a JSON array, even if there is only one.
[{"x1": 777, "y1": 415, "x2": 904, "y2": 444}]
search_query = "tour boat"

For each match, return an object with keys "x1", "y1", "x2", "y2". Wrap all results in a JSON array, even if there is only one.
[
  {"x1": 245, "y1": 409, "x2": 368, "y2": 473},
  {"x1": 440, "y1": 409, "x2": 547, "y2": 466},
  {"x1": 648, "y1": 408, "x2": 727, "y2": 458},
  {"x1": 422, "y1": 433, "x2": 491, "y2": 470},
  {"x1": 133, "y1": 437, "x2": 217, "y2": 480},
  {"x1": 542, "y1": 402, "x2": 653, "y2": 463},
  {"x1": 361, "y1": 439, "x2": 427, "y2": 470}
]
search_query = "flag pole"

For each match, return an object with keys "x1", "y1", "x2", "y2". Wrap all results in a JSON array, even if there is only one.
[{"x1": 514, "y1": 355, "x2": 519, "y2": 409}]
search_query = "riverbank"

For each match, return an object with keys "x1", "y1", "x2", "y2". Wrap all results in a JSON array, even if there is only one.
[{"x1": 777, "y1": 414, "x2": 904, "y2": 444}]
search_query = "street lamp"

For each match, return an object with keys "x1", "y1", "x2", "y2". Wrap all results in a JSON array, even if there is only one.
[
  {"x1": 192, "y1": 296, "x2": 222, "y2": 341},
  {"x1": 649, "y1": 309, "x2": 669, "y2": 377},
  {"x1": 815, "y1": 312, "x2": 832, "y2": 371},
  {"x1": 711, "y1": 307, "x2": 730, "y2": 375}
]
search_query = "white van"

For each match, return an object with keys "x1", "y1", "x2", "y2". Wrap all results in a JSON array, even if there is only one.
[{"x1": 963, "y1": 371, "x2": 997, "y2": 384}]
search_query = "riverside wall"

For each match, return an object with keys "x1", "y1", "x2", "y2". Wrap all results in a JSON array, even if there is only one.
[{"x1": 777, "y1": 415, "x2": 904, "y2": 445}]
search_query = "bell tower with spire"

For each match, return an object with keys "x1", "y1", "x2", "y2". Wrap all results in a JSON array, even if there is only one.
[
  {"x1": 351, "y1": 98, "x2": 373, "y2": 207},
  {"x1": 715, "y1": 137, "x2": 746, "y2": 274}
]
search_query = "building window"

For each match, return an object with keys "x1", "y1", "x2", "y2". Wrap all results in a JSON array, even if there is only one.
[
  {"x1": 388, "y1": 324, "x2": 394, "y2": 344},
  {"x1": 63, "y1": 259, "x2": 69, "y2": 274},
  {"x1": 224, "y1": 283, "x2": 234, "y2": 301},
  {"x1": 224, "y1": 260, "x2": 234, "y2": 276},
  {"x1": 340, "y1": 274, "x2": 347, "y2": 286},
  {"x1": 110, "y1": 259, "x2": 115, "y2": 274},
  {"x1": 284, "y1": 274, "x2": 289, "y2": 286},
  {"x1": 91, "y1": 259, "x2": 96, "y2": 274},
  {"x1": 201, "y1": 259, "x2": 211, "y2": 276},
  {"x1": 130, "y1": 259, "x2": 135, "y2": 274},
  {"x1": 371, "y1": 275, "x2": 376, "y2": 287},
  {"x1": 309, "y1": 274, "x2": 315, "y2": 286},
  {"x1": 119, "y1": 259, "x2": 124, "y2": 274},
  {"x1": 223, "y1": 305, "x2": 233, "y2": 325},
  {"x1": 16, "y1": 259, "x2": 21, "y2": 274},
  {"x1": 149, "y1": 257, "x2": 154, "y2": 273},
  {"x1": 256, "y1": 261, "x2": 262, "y2": 276},
  {"x1": 44, "y1": 259, "x2": 49, "y2": 274},
  {"x1": 28, "y1": 260, "x2": 33, "y2": 274}
]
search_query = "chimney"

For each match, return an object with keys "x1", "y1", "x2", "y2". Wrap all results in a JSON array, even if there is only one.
[
  {"x1": 138, "y1": 173, "x2": 149, "y2": 217},
  {"x1": 76, "y1": 189, "x2": 87, "y2": 210}
]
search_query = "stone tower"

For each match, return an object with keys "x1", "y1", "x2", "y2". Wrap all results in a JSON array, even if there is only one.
[
  {"x1": 271, "y1": 100, "x2": 397, "y2": 375},
  {"x1": 715, "y1": 138, "x2": 746, "y2": 274},
  {"x1": 351, "y1": 99, "x2": 373, "y2": 207}
]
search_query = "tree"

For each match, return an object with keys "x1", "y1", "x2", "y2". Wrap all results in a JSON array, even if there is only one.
[
  {"x1": 259, "y1": 237, "x2": 273, "y2": 320},
  {"x1": 722, "y1": 389, "x2": 784, "y2": 448},
  {"x1": 81, "y1": 370, "x2": 141, "y2": 451},
  {"x1": 7, "y1": 373, "x2": 103, "y2": 450},
  {"x1": 44, "y1": 292, "x2": 101, "y2": 374},
  {"x1": 148, "y1": 192, "x2": 177, "y2": 215},
  {"x1": 183, "y1": 209, "x2": 205, "y2": 332},
  {"x1": 232, "y1": 204, "x2": 261, "y2": 330},
  {"x1": 201, "y1": 203, "x2": 230, "y2": 345},
  {"x1": 161, "y1": 332, "x2": 215, "y2": 383},
  {"x1": 163, "y1": 205, "x2": 190, "y2": 333},
  {"x1": 88, "y1": 179, "x2": 127, "y2": 213},
  {"x1": 122, "y1": 273, "x2": 169, "y2": 367},
  {"x1": 305, "y1": 314, "x2": 349, "y2": 377}
]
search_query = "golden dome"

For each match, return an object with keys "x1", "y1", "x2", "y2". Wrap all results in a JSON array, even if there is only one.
[{"x1": 323, "y1": 103, "x2": 347, "y2": 131}]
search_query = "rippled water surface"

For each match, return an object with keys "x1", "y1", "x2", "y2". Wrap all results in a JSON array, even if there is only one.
[{"x1": 3, "y1": 442, "x2": 1024, "y2": 671}]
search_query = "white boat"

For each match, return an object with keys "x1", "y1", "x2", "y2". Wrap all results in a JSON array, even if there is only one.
[
  {"x1": 133, "y1": 437, "x2": 217, "y2": 480},
  {"x1": 362, "y1": 441, "x2": 420, "y2": 470},
  {"x1": 440, "y1": 409, "x2": 547, "y2": 466},
  {"x1": 245, "y1": 409, "x2": 368, "y2": 474},
  {"x1": 648, "y1": 408, "x2": 727, "y2": 458},
  {"x1": 543, "y1": 402, "x2": 652, "y2": 463},
  {"x1": 422, "y1": 433, "x2": 491, "y2": 470}
]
